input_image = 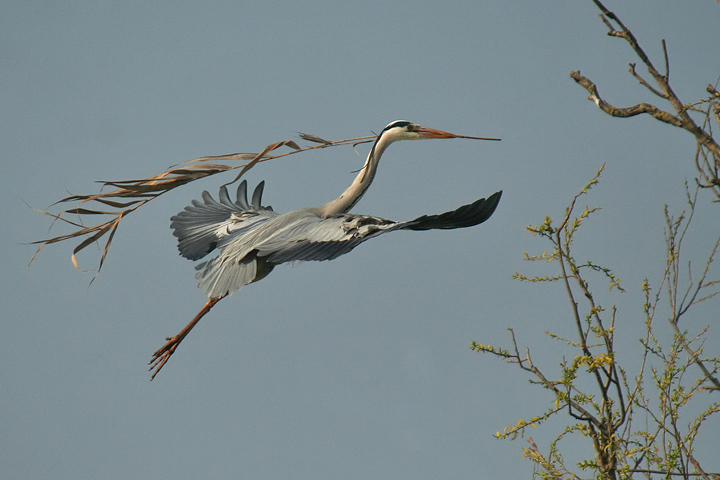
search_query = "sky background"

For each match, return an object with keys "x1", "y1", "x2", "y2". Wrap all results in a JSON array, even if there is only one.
[{"x1": 2, "y1": 1, "x2": 719, "y2": 479}]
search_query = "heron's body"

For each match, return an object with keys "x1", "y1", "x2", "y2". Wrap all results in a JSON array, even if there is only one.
[{"x1": 150, "y1": 120, "x2": 502, "y2": 378}]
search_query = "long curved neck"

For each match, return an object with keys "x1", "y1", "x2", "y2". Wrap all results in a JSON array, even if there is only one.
[{"x1": 318, "y1": 132, "x2": 395, "y2": 217}]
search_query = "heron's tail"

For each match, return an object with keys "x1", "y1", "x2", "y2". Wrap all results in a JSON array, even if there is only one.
[{"x1": 404, "y1": 191, "x2": 502, "y2": 231}]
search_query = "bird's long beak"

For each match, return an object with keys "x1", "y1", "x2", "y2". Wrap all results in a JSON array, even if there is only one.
[
  {"x1": 416, "y1": 127, "x2": 457, "y2": 138},
  {"x1": 417, "y1": 126, "x2": 501, "y2": 142}
]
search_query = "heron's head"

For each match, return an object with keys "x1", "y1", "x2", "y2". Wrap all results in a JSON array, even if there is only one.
[{"x1": 380, "y1": 120, "x2": 458, "y2": 143}]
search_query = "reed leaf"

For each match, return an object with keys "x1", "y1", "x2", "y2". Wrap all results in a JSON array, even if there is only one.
[{"x1": 31, "y1": 133, "x2": 376, "y2": 275}]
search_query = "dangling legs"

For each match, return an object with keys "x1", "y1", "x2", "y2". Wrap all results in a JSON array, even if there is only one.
[
  {"x1": 148, "y1": 258, "x2": 275, "y2": 380},
  {"x1": 149, "y1": 295, "x2": 225, "y2": 380}
]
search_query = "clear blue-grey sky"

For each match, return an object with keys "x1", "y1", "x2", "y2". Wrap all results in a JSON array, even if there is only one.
[{"x1": 3, "y1": 2, "x2": 719, "y2": 478}]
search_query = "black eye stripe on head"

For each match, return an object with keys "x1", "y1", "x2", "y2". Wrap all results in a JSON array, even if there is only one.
[{"x1": 383, "y1": 121, "x2": 411, "y2": 132}]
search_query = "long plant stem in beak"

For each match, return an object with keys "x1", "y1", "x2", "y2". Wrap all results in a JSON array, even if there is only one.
[{"x1": 417, "y1": 127, "x2": 501, "y2": 141}]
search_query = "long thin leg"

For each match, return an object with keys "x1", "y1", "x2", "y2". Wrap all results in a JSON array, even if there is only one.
[{"x1": 149, "y1": 296, "x2": 224, "y2": 380}]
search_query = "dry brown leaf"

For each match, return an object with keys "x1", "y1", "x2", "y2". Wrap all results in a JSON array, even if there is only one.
[{"x1": 32, "y1": 133, "x2": 376, "y2": 275}]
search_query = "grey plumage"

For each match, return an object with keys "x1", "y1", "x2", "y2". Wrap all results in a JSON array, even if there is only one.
[
  {"x1": 171, "y1": 180, "x2": 501, "y2": 299},
  {"x1": 170, "y1": 181, "x2": 275, "y2": 261},
  {"x1": 150, "y1": 121, "x2": 502, "y2": 379}
]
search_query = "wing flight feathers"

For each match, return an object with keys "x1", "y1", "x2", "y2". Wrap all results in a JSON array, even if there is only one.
[
  {"x1": 251, "y1": 182, "x2": 265, "y2": 210},
  {"x1": 182, "y1": 187, "x2": 502, "y2": 299},
  {"x1": 171, "y1": 180, "x2": 275, "y2": 261},
  {"x1": 260, "y1": 192, "x2": 502, "y2": 264},
  {"x1": 404, "y1": 191, "x2": 502, "y2": 231}
]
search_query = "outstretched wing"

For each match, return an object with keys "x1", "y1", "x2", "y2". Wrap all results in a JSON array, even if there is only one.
[
  {"x1": 190, "y1": 189, "x2": 502, "y2": 298},
  {"x1": 171, "y1": 180, "x2": 277, "y2": 261},
  {"x1": 258, "y1": 190, "x2": 503, "y2": 264},
  {"x1": 256, "y1": 213, "x2": 398, "y2": 264},
  {"x1": 405, "y1": 190, "x2": 502, "y2": 230}
]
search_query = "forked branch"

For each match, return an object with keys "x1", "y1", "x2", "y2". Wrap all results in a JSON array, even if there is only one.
[{"x1": 571, "y1": 0, "x2": 720, "y2": 196}]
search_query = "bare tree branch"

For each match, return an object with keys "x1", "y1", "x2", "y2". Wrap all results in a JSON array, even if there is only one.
[{"x1": 571, "y1": 0, "x2": 720, "y2": 197}]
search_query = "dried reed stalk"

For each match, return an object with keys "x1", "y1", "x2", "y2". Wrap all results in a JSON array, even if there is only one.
[{"x1": 31, "y1": 133, "x2": 376, "y2": 276}]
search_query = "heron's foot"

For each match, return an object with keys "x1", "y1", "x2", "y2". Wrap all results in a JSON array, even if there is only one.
[
  {"x1": 147, "y1": 297, "x2": 223, "y2": 380},
  {"x1": 149, "y1": 336, "x2": 180, "y2": 380}
]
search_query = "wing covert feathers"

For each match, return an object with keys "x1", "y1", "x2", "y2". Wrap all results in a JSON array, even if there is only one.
[{"x1": 175, "y1": 184, "x2": 502, "y2": 299}]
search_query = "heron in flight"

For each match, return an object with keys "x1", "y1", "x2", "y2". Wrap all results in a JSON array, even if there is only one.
[{"x1": 150, "y1": 120, "x2": 502, "y2": 378}]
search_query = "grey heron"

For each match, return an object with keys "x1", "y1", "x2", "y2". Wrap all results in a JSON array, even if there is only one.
[{"x1": 150, "y1": 120, "x2": 502, "y2": 379}]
